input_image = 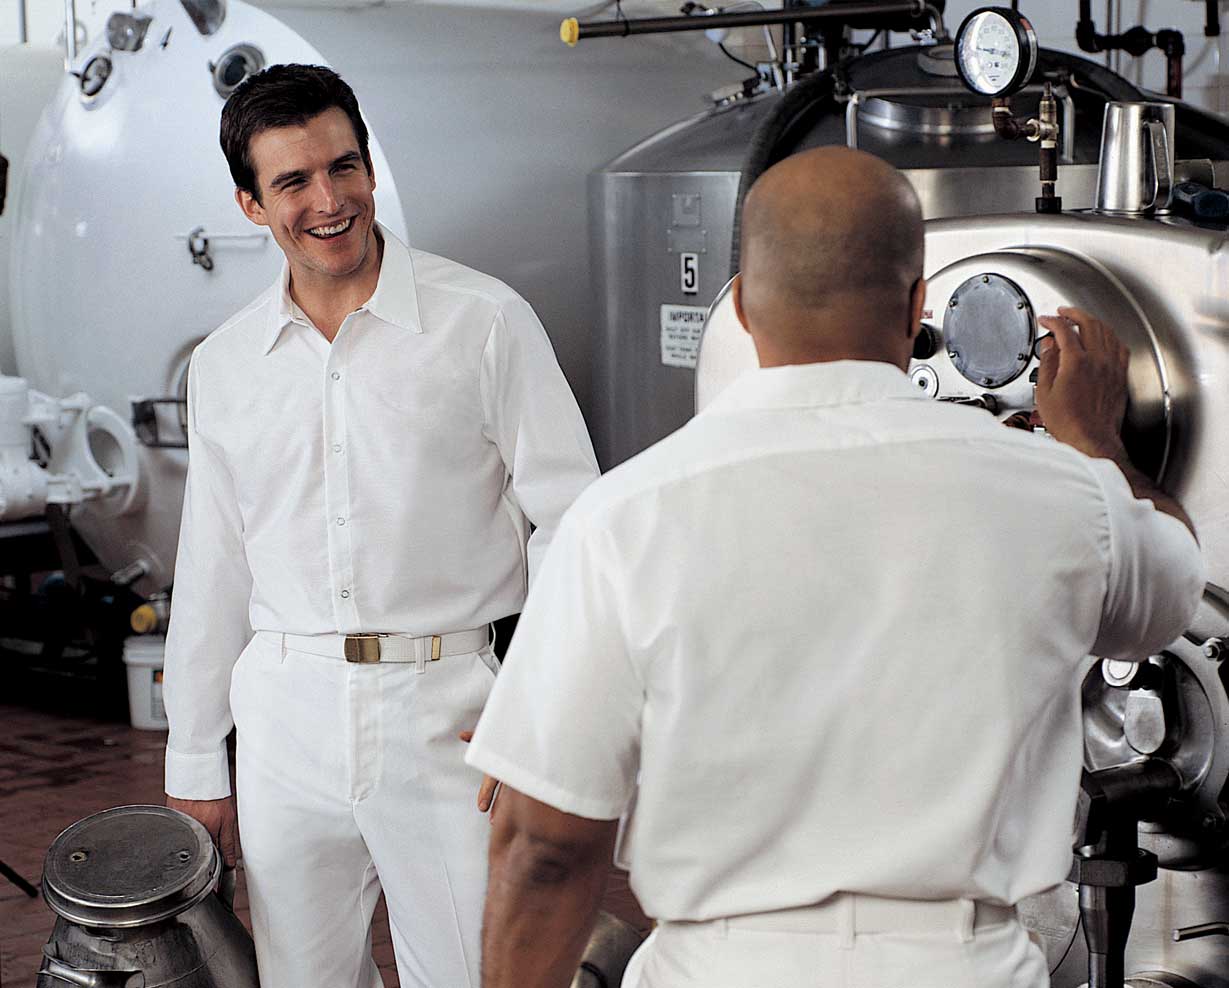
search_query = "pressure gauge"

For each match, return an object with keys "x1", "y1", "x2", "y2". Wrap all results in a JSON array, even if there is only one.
[{"x1": 954, "y1": 7, "x2": 1038, "y2": 98}]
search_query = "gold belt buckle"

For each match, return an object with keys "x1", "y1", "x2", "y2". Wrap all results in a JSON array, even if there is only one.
[{"x1": 344, "y1": 634, "x2": 384, "y2": 664}]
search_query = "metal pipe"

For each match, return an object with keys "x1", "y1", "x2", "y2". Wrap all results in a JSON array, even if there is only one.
[
  {"x1": 561, "y1": 1, "x2": 925, "y2": 44},
  {"x1": 63, "y1": 0, "x2": 77, "y2": 68}
]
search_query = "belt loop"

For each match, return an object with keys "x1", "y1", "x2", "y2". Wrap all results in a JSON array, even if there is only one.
[
  {"x1": 415, "y1": 637, "x2": 427, "y2": 675},
  {"x1": 279, "y1": 633, "x2": 287, "y2": 662},
  {"x1": 957, "y1": 899, "x2": 975, "y2": 943},
  {"x1": 838, "y1": 894, "x2": 855, "y2": 950}
]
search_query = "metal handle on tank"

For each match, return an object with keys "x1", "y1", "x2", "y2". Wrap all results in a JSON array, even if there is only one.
[
  {"x1": 38, "y1": 949, "x2": 145, "y2": 988},
  {"x1": 218, "y1": 864, "x2": 237, "y2": 912},
  {"x1": 1145, "y1": 119, "x2": 1173, "y2": 211}
]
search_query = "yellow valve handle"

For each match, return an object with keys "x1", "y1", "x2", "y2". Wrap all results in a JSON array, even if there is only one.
[
  {"x1": 130, "y1": 604, "x2": 158, "y2": 634},
  {"x1": 560, "y1": 17, "x2": 580, "y2": 46}
]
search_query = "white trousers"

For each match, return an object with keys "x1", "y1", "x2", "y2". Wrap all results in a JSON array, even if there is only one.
[
  {"x1": 622, "y1": 898, "x2": 1050, "y2": 988},
  {"x1": 229, "y1": 631, "x2": 499, "y2": 988}
]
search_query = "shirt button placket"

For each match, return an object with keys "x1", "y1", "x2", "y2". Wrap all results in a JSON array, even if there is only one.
[{"x1": 324, "y1": 340, "x2": 357, "y2": 626}]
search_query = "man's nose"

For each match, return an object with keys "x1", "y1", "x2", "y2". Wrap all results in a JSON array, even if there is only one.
[{"x1": 310, "y1": 174, "x2": 341, "y2": 213}]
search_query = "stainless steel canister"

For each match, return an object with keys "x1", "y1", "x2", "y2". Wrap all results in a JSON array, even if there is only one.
[
  {"x1": 1094, "y1": 101, "x2": 1176, "y2": 214},
  {"x1": 36, "y1": 805, "x2": 259, "y2": 988},
  {"x1": 570, "y1": 911, "x2": 646, "y2": 988}
]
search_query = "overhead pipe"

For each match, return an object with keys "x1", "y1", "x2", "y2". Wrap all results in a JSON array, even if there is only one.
[
  {"x1": 63, "y1": 0, "x2": 77, "y2": 68},
  {"x1": 1076, "y1": 0, "x2": 1186, "y2": 98},
  {"x1": 561, "y1": 1, "x2": 942, "y2": 46}
]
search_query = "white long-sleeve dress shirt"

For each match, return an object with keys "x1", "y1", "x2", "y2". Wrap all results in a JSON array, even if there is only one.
[
  {"x1": 164, "y1": 225, "x2": 599, "y2": 799},
  {"x1": 467, "y1": 360, "x2": 1204, "y2": 919}
]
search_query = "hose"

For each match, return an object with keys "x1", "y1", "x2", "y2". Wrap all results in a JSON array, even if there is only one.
[{"x1": 728, "y1": 69, "x2": 837, "y2": 275}]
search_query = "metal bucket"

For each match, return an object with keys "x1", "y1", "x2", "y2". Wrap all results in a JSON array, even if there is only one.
[
  {"x1": 571, "y1": 911, "x2": 646, "y2": 988},
  {"x1": 36, "y1": 805, "x2": 258, "y2": 988}
]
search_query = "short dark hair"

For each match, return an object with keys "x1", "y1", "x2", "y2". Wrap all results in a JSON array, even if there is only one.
[{"x1": 220, "y1": 64, "x2": 372, "y2": 204}]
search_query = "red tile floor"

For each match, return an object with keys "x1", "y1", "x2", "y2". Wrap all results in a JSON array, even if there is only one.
[{"x1": 0, "y1": 700, "x2": 649, "y2": 987}]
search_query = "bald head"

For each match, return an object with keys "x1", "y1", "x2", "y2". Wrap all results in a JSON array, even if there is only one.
[{"x1": 736, "y1": 147, "x2": 925, "y2": 367}]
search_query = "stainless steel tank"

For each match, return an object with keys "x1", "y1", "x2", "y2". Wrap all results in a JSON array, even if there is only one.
[
  {"x1": 37, "y1": 804, "x2": 259, "y2": 988},
  {"x1": 696, "y1": 207, "x2": 1229, "y2": 988},
  {"x1": 590, "y1": 43, "x2": 1229, "y2": 468}
]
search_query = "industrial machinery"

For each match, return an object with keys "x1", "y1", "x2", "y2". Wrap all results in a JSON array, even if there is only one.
[
  {"x1": 584, "y1": 0, "x2": 1229, "y2": 468},
  {"x1": 35, "y1": 804, "x2": 647, "y2": 987},
  {"x1": 690, "y1": 8, "x2": 1229, "y2": 986},
  {"x1": 0, "y1": 0, "x2": 407, "y2": 695}
]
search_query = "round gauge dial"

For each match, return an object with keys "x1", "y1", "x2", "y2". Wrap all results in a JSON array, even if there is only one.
[{"x1": 954, "y1": 8, "x2": 1038, "y2": 98}]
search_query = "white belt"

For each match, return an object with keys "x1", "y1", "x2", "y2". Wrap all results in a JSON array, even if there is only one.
[
  {"x1": 665, "y1": 893, "x2": 1016, "y2": 942},
  {"x1": 271, "y1": 628, "x2": 489, "y2": 665}
]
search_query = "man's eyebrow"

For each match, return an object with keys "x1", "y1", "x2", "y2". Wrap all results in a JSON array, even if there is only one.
[
  {"x1": 266, "y1": 153, "x2": 361, "y2": 192},
  {"x1": 268, "y1": 168, "x2": 307, "y2": 191}
]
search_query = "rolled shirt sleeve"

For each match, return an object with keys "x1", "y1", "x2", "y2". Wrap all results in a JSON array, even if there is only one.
[
  {"x1": 479, "y1": 297, "x2": 599, "y2": 584},
  {"x1": 1090, "y1": 457, "x2": 1206, "y2": 660},
  {"x1": 163, "y1": 355, "x2": 254, "y2": 800},
  {"x1": 466, "y1": 512, "x2": 643, "y2": 820}
]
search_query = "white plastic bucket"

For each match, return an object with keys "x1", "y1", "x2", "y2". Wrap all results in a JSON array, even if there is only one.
[{"x1": 123, "y1": 637, "x2": 168, "y2": 731}]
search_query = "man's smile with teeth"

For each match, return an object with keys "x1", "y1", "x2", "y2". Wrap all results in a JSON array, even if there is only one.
[{"x1": 307, "y1": 217, "x2": 354, "y2": 238}]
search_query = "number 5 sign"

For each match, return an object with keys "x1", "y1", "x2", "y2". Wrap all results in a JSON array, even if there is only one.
[{"x1": 680, "y1": 253, "x2": 699, "y2": 295}]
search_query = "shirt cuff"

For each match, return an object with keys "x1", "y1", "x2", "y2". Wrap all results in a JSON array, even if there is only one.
[
  {"x1": 164, "y1": 743, "x2": 232, "y2": 800},
  {"x1": 465, "y1": 742, "x2": 627, "y2": 821}
]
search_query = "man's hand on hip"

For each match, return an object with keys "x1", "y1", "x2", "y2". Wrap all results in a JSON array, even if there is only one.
[
  {"x1": 459, "y1": 730, "x2": 501, "y2": 818},
  {"x1": 167, "y1": 795, "x2": 240, "y2": 866}
]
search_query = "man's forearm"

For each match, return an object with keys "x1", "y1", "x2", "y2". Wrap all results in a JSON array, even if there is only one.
[{"x1": 481, "y1": 830, "x2": 613, "y2": 988}]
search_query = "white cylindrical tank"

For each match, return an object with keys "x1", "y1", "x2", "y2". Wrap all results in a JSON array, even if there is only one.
[
  {"x1": 0, "y1": 44, "x2": 67, "y2": 377},
  {"x1": 9, "y1": 0, "x2": 407, "y2": 593}
]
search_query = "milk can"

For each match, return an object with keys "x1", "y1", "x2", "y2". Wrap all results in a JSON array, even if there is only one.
[{"x1": 36, "y1": 805, "x2": 259, "y2": 988}]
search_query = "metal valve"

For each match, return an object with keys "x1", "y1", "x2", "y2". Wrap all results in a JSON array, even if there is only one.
[
  {"x1": 186, "y1": 226, "x2": 214, "y2": 271},
  {"x1": 1173, "y1": 920, "x2": 1229, "y2": 942}
]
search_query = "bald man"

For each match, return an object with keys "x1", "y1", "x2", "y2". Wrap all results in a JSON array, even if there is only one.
[{"x1": 465, "y1": 148, "x2": 1203, "y2": 987}]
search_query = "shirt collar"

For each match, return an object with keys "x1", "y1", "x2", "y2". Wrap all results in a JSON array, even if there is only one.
[
  {"x1": 701, "y1": 359, "x2": 926, "y2": 415},
  {"x1": 261, "y1": 222, "x2": 423, "y2": 355}
]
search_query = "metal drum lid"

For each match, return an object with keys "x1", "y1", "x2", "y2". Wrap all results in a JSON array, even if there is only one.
[{"x1": 43, "y1": 804, "x2": 220, "y2": 928}]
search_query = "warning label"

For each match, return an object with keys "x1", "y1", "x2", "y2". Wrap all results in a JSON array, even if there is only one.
[{"x1": 660, "y1": 304, "x2": 709, "y2": 369}]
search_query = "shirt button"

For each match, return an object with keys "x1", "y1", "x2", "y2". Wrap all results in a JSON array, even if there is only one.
[
  {"x1": 340, "y1": 589, "x2": 350, "y2": 599},
  {"x1": 336, "y1": 517, "x2": 346, "y2": 526},
  {"x1": 332, "y1": 443, "x2": 342, "y2": 452},
  {"x1": 331, "y1": 371, "x2": 341, "y2": 381}
]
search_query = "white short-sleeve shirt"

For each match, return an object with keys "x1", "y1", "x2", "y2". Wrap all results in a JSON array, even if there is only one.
[{"x1": 466, "y1": 359, "x2": 1204, "y2": 921}]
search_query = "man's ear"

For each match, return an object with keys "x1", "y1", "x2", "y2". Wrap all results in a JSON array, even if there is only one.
[
  {"x1": 731, "y1": 273, "x2": 750, "y2": 335},
  {"x1": 907, "y1": 276, "x2": 927, "y2": 342},
  {"x1": 235, "y1": 187, "x2": 268, "y2": 227}
]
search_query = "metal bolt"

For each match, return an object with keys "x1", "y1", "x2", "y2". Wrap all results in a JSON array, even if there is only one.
[
  {"x1": 949, "y1": 297, "x2": 958, "y2": 307},
  {"x1": 1017, "y1": 301, "x2": 1026, "y2": 309},
  {"x1": 981, "y1": 275, "x2": 990, "y2": 284},
  {"x1": 983, "y1": 378, "x2": 994, "y2": 386},
  {"x1": 1203, "y1": 638, "x2": 1225, "y2": 661},
  {"x1": 1017, "y1": 353, "x2": 1027, "y2": 361},
  {"x1": 69, "y1": 851, "x2": 88, "y2": 863},
  {"x1": 177, "y1": 850, "x2": 192, "y2": 862}
]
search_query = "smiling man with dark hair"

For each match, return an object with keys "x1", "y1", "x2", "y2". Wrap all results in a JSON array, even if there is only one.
[{"x1": 161, "y1": 63, "x2": 598, "y2": 988}]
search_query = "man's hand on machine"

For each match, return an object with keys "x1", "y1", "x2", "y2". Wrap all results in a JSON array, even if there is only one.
[
  {"x1": 458, "y1": 730, "x2": 501, "y2": 819},
  {"x1": 1032, "y1": 305, "x2": 1198, "y2": 540},
  {"x1": 1033, "y1": 305, "x2": 1131, "y2": 460},
  {"x1": 166, "y1": 795, "x2": 241, "y2": 866}
]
